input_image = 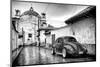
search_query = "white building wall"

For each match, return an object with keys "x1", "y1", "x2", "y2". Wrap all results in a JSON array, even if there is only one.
[
  {"x1": 71, "y1": 17, "x2": 95, "y2": 44},
  {"x1": 46, "y1": 35, "x2": 52, "y2": 44},
  {"x1": 51, "y1": 27, "x2": 73, "y2": 40},
  {"x1": 12, "y1": 30, "x2": 17, "y2": 51},
  {"x1": 40, "y1": 31, "x2": 46, "y2": 43},
  {"x1": 24, "y1": 32, "x2": 35, "y2": 45}
]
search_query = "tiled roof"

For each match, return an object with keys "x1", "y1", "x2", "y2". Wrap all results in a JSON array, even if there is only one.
[{"x1": 65, "y1": 6, "x2": 96, "y2": 24}]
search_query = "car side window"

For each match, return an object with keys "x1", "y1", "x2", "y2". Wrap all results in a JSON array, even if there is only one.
[
  {"x1": 68, "y1": 37, "x2": 76, "y2": 42},
  {"x1": 64, "y1": 38, "x2": 68, "y2": 42},
  {"x1": 64, "y1": 37, "x2": 77, "y2": 42},
  {"x1": 58, "y1": 38, "x2": 63, "y2": 43}
]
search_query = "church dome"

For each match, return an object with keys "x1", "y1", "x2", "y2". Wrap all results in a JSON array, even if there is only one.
[{"x1": 21, "y1": 7, "x2": 40, "y2": 17}]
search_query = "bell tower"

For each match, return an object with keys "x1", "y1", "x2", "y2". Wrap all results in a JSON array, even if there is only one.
[
  {"x1": 40, "y1": 13, "x2": 47, "y2": 28},
  {"x1": 15, "y1": 9, "x2": 21, "y2": 17}
]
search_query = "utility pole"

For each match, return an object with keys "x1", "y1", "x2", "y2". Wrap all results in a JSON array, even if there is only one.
[
  {"x1": 38, "y1": 12, "x2": 46, "y2": 47},
  {"x1": 37, "y1": 17, "x2": 40, "y2": 46},
  {"x1": 22, "y1": 27, "x2": 24, "y2": 46}
]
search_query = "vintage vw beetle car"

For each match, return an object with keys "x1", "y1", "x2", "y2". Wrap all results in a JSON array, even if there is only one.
[{"x1": 51, "y1": 36, "x2": 87, "y2": 58}]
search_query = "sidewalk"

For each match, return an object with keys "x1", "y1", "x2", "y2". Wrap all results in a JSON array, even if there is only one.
[{"x1": 12, "y1": 46, "x2": 23, "y2": 63}]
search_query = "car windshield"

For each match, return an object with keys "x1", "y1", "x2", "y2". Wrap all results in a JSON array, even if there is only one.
[{"x1": 64, "y1": 37, "x2": 77, "y2": 42}]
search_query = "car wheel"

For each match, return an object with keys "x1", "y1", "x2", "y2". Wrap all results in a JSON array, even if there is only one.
[
  {"x1": 62, "y1": 48, "x2": 67, "y2": 58},
  {"x1": 51, "y1": 48, "x2": 55, "y2": 55}
]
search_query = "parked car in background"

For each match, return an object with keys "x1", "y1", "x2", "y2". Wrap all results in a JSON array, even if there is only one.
[{"x1": 51, "y1": 36, "x2": 87, "y2": 58}]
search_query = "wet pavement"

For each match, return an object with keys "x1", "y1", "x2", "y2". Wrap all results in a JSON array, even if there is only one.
[{"x1": 12, "y1": 46, "x2": 95, "y2": 66}]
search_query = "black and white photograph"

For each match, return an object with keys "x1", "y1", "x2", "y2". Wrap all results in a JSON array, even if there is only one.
[{"x1": 11, "y1": 0, "x2": 96, "y2": 67}]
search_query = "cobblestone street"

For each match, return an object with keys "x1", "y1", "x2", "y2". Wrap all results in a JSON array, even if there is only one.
[{"x1": 12, "y1": 46, "x2": 95, "y2": 66}]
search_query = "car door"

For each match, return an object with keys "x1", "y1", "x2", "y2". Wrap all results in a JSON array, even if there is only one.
[{"x1": 56, "y1": 38, "x2": 63, "y2": 53}]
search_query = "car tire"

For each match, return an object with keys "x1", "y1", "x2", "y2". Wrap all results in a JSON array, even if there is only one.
[
  {"x1": 51, "y1": 48, "x2": 55, "y2": 55},
  {"x1": 62, "y1": 48, "x2": 67, "y2": 58}
]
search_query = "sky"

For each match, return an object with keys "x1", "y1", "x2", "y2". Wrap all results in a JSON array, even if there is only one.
[{"x1": 12, "y1": 1, "x2": 89, "y2": 28}]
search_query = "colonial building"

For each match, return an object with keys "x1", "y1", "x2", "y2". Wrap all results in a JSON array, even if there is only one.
[
  {"x1": 12, "y1": 5, "x2": 54, "y2": 48},
  {"x1": 11, "y1": 6, "x2": 44, "y2": 61}
]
